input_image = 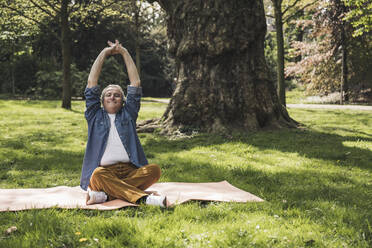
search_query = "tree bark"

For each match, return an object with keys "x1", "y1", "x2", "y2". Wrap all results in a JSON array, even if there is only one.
[
  {"x1": 340, "y1": 16, "x2": 348, "y2": 103},
  {"x1": 295, "y1": 10, "x2": 304, "y2": 62},
  {"x1": 341, "y1": 34, "x2": 348, "y2": 103},
  {"x1": 61, "y1": 0, "x2": 71, "y2": 109},
  {"x1": 152, "y1": 0, "x2": 296, "y2": 133},
  {"x1": 273, "y1": 0, "x2": 286, "y2": 106},
  {"x1": 337, "y1": 0, "x2": 348, "y2": 104},
  {"x1": 11, "y1": 43, "x2": 15, "y2": 95}
]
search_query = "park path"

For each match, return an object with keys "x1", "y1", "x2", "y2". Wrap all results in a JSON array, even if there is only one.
[
  {"x1": 287, "y1": 103, "x2": 372, "y2": 111},
  {"x1": 144, "y1": 99, "x2": 372, "y2": 111}
]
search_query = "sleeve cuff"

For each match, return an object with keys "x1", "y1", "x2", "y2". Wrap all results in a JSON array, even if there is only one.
[
  {"x1": 127, "y1": 85, "x2": 142, "y2": 95},
  {"x1": 85, "y1": 85, "x2": 100, "y2": 95}
]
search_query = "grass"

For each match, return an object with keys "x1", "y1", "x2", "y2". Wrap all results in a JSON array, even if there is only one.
[
  {"x1": 0, "y1": 99, "x2": 371, "y2": 247},
  {"x1": 286, "y1": 87, "x2": 310, "y2": 104}
]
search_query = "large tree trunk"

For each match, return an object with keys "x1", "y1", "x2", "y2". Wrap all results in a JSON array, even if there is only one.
[
  {"x1": 61, "y1": 0, "x2": 72, "y2": 109},
  {"x1": 151, "y1": 0, "x2": 296, "y2": 133}
]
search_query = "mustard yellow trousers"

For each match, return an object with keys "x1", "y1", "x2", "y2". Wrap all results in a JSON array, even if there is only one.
[{"x1": 88, "y1": 162, "x2": 161, "y2": 203}]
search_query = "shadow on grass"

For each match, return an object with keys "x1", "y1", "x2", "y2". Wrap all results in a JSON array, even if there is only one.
[
  {"x1": 140, "y1": 126, "x2": 372, "y2": 219},
  {"x1": 142, "y1": 128, "x2": 372, "y2": 172},
  {"x1": 0, "y1": 129, "x2": 83, "y2": 174},
  {"x1": 146, "y1": 141, "x2": 372, "y2": 240},
  {"x1": 68, "y1": 109, "x2": 84, "y2": 114},
  {"x1": 320, "y1": 126, "x2": 372, "y2": 138},
  {"x1": 157, "y1": 155, "x2": 371, "y2": 207}
]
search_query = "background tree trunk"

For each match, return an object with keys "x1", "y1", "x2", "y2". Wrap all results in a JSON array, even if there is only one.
[
  {"x1": 61, "y1": 0, "x2": 71, "y2": 109},
  {"x1": 153, "y1": 0, "x2": 296, "y2": 133},
  {"x1": 133, "y1": 0, "x2": 141, "y2": 78},
  {"x1": 11, "y1": 43, "x2": 15, "y2": 95},
  {"x1": 294, "y1": 10, "x2": 304, "y2": 62},
  {"x1": 340, "y1": 8, "x2": 348, "y2": 103},
  {"x1": 273, "y1": 0, "x2": 286, "y2": 106}
]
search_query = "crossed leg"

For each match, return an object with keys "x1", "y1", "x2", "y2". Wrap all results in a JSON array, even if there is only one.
[{"x1": 88, "y1": 163, "x2": 161, "y2": 203}]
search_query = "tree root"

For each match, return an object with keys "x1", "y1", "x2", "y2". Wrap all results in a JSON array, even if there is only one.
[{"x1": 136, "y1": 118, "x2": 162, "y2": 133}]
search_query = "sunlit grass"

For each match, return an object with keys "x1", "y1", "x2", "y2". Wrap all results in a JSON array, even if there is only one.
[
  {"x1": 0, "y1": 99, "x2": 371, "y2": 247},
  {"x1": 286, "y1": 87, "x2": 307, "y2": 104}
]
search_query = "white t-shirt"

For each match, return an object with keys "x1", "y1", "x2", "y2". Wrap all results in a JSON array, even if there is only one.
[{"x1": 100, "y1": 113, "x2": 130, "y2": 166}]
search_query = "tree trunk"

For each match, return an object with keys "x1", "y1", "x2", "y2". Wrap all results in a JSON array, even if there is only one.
[
  {"x1": 341, "y1": 18, "x2": 348, "y2": 103},
  {"x1": 61, "y1": 0, "x2": 71, "y2": 109},
  {"x1": 341, "y1": 36, "x2": 348, "y2": 103},
  {"x1": 133, "y1": 0, "x2": 141, "y2": 78},
  {"x1": 273, "y1": 0, "x2": 286, "y2": 106},
  {"x1": 153, "y1": 0, "x2": 296, "y2": 133},
  {"x1": 295, "y1": 10, "x2": 304, "y2": 63},
  {"x1": 135, "y1": 6, "x2": 141, "y2": 78},
  {"x1": 11, "y1": 44, "x2": 15, "y2": 95}
]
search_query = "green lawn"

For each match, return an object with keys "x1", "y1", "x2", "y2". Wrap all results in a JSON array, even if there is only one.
[
  {"x1": 0, "y1": 99, "x2": 371, "y2": 247},
  {"x1": 286, "y1": 88, "x2": 306, "y2": 104}
]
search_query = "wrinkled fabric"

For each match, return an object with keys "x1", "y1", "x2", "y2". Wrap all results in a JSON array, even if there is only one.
[
  {"x1": 80, "y1": 85, "x2": 148, "y2": 190},
  {"x1": 89, "y1": 162, "x2": 160, "y2": 203},
  {"x1": 0, "y1": 181, "x2": 264, "y2": 211}
]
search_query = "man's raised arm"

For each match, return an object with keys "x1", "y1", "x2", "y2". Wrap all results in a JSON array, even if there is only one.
[
  {"x1": 87, "y1": 48, "x2": 110, "y2": 88},
  {"x1": 87, "y1": 40, "x2": 141, "y2": 89},
  {"x1": 107, "y1": 40, "x2": 141, "y2": 88},
  {"x1": 120, "y1": 48, "x2": 141, "y2": 88}
]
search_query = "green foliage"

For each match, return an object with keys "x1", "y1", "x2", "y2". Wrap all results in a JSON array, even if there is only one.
[
  {"x1": 343, "y1": 0, "x2": 372, "y2": 36},
  {"x1": 0, "y1": 0, "x2": 173, "y2": 98},
  {"x1": 10, "y1": 54, "x2": 38, "y2": 93},
  {"x1": 285, "y1": 0, "x2": 372, "y2": 99},
  {"x1": 33, "y1": 70, "x2": 63, "y2": 98},
  {"x1": 99, "y1": 57, "x2": 128, "y2": 90},
  {"x1": 0, "y1": 100, "x2": 372, "y2": 247}
]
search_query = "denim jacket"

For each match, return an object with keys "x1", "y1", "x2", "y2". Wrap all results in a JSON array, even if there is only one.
[{"x1": 80, "y1": 85, "x2": 148, "y2": 190}]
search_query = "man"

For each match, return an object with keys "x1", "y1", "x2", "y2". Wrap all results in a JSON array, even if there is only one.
[{"x1": 80, "y1": 40, "x2": 168, "y2": 207}]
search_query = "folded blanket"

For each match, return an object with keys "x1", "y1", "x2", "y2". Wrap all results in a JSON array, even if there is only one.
[{"x1": 0, "y1": 181, "x2": 264, "y2": 211}]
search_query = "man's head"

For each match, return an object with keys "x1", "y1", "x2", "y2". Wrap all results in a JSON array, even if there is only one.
[{"x1": 101, "y1": 84, "x2": 125, "y2": 114}]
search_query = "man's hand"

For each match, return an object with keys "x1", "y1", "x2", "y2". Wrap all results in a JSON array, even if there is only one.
[{"x1": 105, "y1": 40, "x2": 127, "y2": 56}]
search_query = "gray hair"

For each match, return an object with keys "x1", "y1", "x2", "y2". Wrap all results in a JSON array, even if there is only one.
[{"x1": 100, "y1": 84, "x2": 126, "y2": 105}]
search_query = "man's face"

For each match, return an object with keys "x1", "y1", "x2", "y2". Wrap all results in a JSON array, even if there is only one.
[{"x1": 103, "y1": 87, "x2": 123, "y2": 114}]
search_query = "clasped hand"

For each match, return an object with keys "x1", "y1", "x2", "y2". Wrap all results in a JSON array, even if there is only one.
[{"x1": 104, "y1": 39, "x2": 127, "y2": 56}]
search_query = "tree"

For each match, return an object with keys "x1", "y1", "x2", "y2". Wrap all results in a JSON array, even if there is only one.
[
  {"x1": 127, "y1": 0, "x2": 164, "y2": 78},
  {"x1": 0, "y1": 0, "x2": 117, "y2": 109},
  {"x1": 146, "y1": 0, "x2": 297, "y2": 133},
  {"x1": 286, "y1": 0, "x2": 372, "y2": 102},
  {"x1": 343, "y1": 0, "x2": 372, "y2": 37},
  {"x1": 0, "y1": 3, "x2": 38, "y2": 94},
  {"x1": 265, "y1": 0, "x2": 316, "y2": 106}
]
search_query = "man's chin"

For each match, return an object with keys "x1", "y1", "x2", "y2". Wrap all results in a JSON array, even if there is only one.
[{"x1": 104, "y1": 105, "x2": 121, "y2": 114}]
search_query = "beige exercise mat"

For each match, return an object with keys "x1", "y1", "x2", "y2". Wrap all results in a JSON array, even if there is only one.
[
  {"x1": 148, "y1": 181, "x2": 264, "y2": 205},
  {"x1": 0, "y1": 181, "x2": 264, "y2": 212}
]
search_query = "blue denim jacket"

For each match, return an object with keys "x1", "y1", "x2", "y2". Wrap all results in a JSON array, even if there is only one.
[{"x1": 80, "y1": 85, "x2": 148, "y2": 190}]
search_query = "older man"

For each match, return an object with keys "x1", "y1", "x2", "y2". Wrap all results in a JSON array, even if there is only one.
[{"x1": 80, "y1": 40, "x2": 167, "y2": 207}]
